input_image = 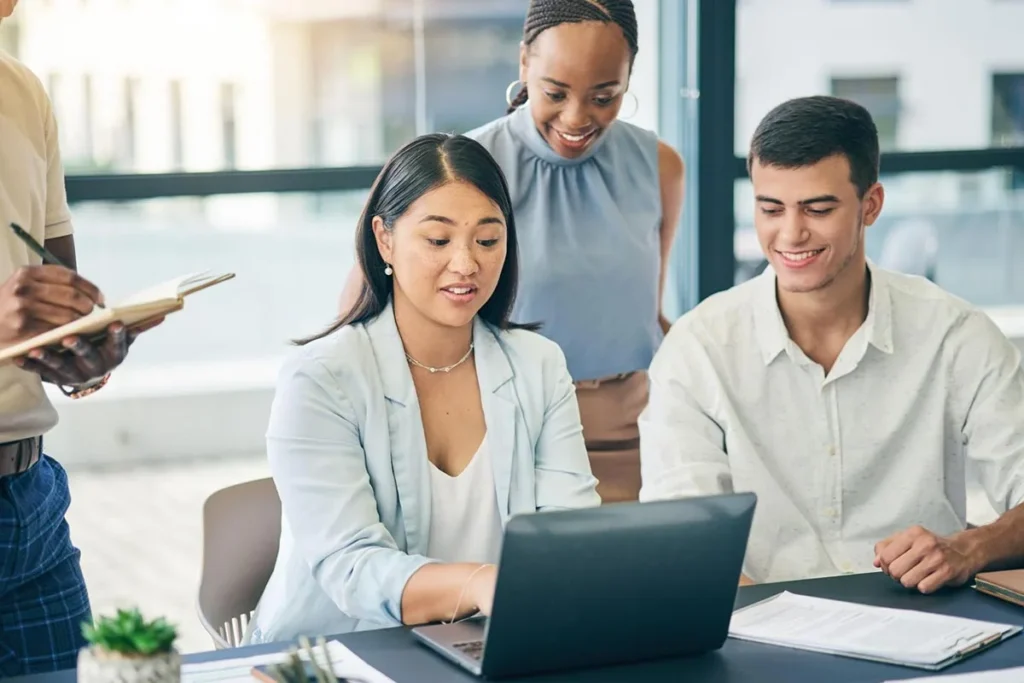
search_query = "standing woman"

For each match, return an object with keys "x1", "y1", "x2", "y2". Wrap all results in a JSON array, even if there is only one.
[
  {"x1": 339, "y1": 0, "x2": 684, "y2": 503},
  {"x1": 466, "y1": 0, "x2": 684, "y2": 503}
]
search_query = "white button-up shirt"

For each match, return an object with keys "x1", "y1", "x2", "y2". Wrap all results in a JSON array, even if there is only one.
[{"x1": 639, "y1": 264, "x2": 1024, "y2": 583}]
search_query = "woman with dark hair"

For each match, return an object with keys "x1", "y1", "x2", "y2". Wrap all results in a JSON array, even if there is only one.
[
  {"x1": 340, "y1": 0, "x2": 685, "y2": 504},
  {"x1": 247, "y1": 133, "x2": 600, "y2": 643}
]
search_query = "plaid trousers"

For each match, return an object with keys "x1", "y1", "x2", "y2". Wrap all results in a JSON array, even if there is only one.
[{"x1": 0, "y1": 455, "x2": 91, "y2": 676}]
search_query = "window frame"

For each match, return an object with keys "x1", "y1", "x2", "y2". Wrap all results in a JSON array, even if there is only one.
[{"x1": 60, "y1": 0, "x2": 1024, "y2": 315}]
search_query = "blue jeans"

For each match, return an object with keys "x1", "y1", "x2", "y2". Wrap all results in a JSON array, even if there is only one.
[{"x1": 0, "y1": 456, "x2": 91, "y2": 676}]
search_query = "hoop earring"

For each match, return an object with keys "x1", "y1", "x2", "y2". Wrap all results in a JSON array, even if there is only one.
[
  {"x1": 619, "y1": 91, "x2": 639, "y2": 120},
  {"x1": 384, "y1": 264, "x2": 393, "y2": 276},
  {"x1": 505, "y1": 79, "x2": 525, "y2": 107}
]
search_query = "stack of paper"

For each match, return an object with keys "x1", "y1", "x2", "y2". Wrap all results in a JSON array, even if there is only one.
[
  {"x1": 181, "y1": 639, "x2": 394, "y2": 683},
  {"x1": 729, "y1": 591, "x2": 1021, "y2": 670}
]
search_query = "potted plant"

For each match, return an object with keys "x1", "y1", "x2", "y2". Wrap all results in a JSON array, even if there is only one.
[{"x1": 77, "y1": 608, "x2": 180, "y2": 683}]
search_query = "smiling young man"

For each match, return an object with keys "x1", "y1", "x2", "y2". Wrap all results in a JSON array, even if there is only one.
[{"x1": 639, "y1": 95, "x2": 1024, "y2": 591}]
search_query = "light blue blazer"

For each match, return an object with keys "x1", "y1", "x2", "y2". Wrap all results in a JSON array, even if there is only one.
[{"x1": 247, "y1": 302, "x2": 600, "y2": 644}]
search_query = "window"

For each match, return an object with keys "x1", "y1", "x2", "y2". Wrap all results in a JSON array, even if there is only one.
[
  {"x1": 121, "y1": 77, "x2": 138, "y2": 170},
  {"x1": 9, "y1": 0, "x2": 528, "y2": 364},
  {"x1": 830, "y1": 76, "x2": 901, "y2": 151},
  {"x1": 993, "y1": 73, "x2": 1024, "y2": 146},
  {"x1": 735, "y1": 0, "x2": 1024, "y2": 153},
  {"x1": 735, "y1": 0, "x2": 1024, "y2": 309},
  {"x1": 169, "y1": 79, "x2": 184, "y2": 170},
  {"x1": 82, "y1": 73, "x2": 95, "y2": 162},
  {"x1": 220, "y1": 82, "x2": 238, "y2": 169}
]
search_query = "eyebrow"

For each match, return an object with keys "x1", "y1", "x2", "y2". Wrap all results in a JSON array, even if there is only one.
[
  {"x1": 419, "y1": 215, "x2": 504, "y2": 226},
  {"x1": 755, "y1": 194, "x2": 840, "y2": 205},
  {"x1": 541, "y1": 77, "x2": 621, "y2": 90}
]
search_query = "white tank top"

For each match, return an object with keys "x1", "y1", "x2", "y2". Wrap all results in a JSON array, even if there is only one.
[{"x1": 425, "y1": 434, "x2": 503, "y2": 564}]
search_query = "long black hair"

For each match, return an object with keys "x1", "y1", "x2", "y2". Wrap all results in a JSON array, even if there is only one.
[
  {"x1": 297, "y1": 133, "x2": 534, "y2": 345},
  {"x1": 507, "y1": 0, "x2": 639, "y2": 114}
]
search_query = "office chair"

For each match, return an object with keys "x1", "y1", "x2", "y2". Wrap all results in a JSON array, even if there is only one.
[{"x1": 196, "y1": 477, "x2": 281, "y2": 648}]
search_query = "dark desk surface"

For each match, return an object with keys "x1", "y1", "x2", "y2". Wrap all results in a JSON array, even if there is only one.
[{"x1": 12, "y1": 572, "x2": 1024, "y2": 683}]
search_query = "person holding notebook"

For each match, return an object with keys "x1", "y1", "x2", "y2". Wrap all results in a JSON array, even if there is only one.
[
  {"x1": 247, "y1": 133, "x2": 600, "y2": 644},
  {"x1": 0, "y1": 3, "x2": 156, "y2": 674},
  {"x1": 338, "y1": 0, "x2": 686, "y2": 504},
  {"x1": 640, "y1": 95, "x2": 1024, "y2": 594}
]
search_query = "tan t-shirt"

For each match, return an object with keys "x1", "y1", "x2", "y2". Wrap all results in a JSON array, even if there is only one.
[{"x1": 0, "y1": 50, "x2": 74, "y2": 442}]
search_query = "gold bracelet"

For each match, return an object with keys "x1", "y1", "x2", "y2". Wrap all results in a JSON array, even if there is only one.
[
  {"x1": 59, "y1": 373, "x2": 110, "y2": 399},
  {"x1": 447, "y1": 563, "x2": 494, "y2": 625}
]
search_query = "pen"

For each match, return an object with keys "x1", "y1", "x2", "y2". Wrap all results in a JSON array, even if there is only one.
[{"x1": 8, "y1": 222, "x2": 106, "y2": 309}]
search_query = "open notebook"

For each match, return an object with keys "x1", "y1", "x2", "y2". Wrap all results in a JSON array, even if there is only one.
[{"x1": 0, "y1": 271, "x2": 234, "y2": 363}]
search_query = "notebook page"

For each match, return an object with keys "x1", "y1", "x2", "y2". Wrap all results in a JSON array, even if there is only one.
[
  {"x1": 730, "y1": 591, "x2": 1016, "y2": 666},
  {"x1": 116, "y1": 273, "x2": 207, "y2": 308},
  {"x1": 884, "y1": 666, "x2": 1024, "y2": 682}
]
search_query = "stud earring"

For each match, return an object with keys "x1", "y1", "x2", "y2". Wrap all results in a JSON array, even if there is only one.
[{"x1": 384, "y1": 264, "x2": 393, "y2": 276}]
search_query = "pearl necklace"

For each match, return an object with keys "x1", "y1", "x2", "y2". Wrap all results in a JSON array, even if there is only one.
[{"x1": 406, "y1": 343, "x2": 475, "y2": 373}]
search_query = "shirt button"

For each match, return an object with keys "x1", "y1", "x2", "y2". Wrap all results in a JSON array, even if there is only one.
[
  {"x1": 824, "y1": 507, "x2": 837, "y2": 518},
  {"x1": 841, "y1": 562, "x2": 854, "y2": 573},
  {"x1": 828, "y1": 446, "x2": 836, "y2": 457}
]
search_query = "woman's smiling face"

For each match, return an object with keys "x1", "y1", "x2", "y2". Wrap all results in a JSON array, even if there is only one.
[{"x1": 519, "y1": 20, "x2": 632, "y2": 159}]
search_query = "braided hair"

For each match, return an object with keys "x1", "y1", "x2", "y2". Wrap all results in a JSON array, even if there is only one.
[{"x1": 508, "y1": 0, "x2": 639, "y2": 113}]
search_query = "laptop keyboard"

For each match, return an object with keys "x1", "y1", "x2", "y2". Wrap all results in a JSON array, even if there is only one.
[{"x1": 453, "y1": 640, "x2": 485, "y2": 661}]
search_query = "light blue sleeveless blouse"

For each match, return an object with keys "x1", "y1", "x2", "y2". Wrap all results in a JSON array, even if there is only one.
[{"x1": 466, "y1": 103, "x2": 664, "y2": 381}]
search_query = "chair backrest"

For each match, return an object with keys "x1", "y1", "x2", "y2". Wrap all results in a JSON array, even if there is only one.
[{"x1": 196, "y1": 477, "x2": 281, "y2": 648}]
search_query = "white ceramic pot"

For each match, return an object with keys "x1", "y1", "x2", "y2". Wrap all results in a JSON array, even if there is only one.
[{"x1": 77, "y1": 647, "x2": 181, "y2": 683}]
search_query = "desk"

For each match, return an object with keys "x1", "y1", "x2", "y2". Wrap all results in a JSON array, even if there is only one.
[{"x1": 11, "y1": 572, "x2": 1024, "y2": 683}]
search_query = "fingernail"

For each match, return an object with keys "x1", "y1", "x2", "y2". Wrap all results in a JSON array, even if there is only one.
[{"x1": 28, "y1": 350, "x2": 42, "y2": 360}]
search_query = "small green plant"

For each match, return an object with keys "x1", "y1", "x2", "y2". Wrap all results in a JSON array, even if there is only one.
[{"x1": 81, "y1": 608, "x2": 177, "y2": 656}]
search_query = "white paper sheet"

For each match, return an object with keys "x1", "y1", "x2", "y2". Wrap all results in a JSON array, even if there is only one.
[
  {"x1": 884, "y1": 666, "x2": 1024, "y2": 682},
  {"x1": 729, "y1": 591, "x2": 1020, "y2": 669},
  {"x1": 181, "y1": 639, "x2": 395, "y2": 683}
]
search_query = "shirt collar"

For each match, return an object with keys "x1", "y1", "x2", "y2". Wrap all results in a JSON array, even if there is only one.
[{"x1": 752, "y1": 260, "x2": 894, "y2": 366}]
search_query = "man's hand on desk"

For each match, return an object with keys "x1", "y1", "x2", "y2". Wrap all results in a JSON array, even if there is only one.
[{"x1": 873, "y1": 525, "x2": 980, "y2": 594}]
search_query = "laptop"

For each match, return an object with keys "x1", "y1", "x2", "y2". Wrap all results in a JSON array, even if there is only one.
[{"x1": 412, "y1": 492, "x2": 756, "y2": 679}]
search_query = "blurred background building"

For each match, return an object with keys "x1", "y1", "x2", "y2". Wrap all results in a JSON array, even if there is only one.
[{"x1": 0, "y1": 0, "x2": 1021, "y2": 653}]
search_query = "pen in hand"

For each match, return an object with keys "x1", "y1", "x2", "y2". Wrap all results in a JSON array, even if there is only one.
[{"x1": 8, "y1": 222, "x2": 105, "y2": 309}]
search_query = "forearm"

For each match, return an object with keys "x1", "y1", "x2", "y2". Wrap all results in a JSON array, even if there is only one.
[
  {"x1": 952, "y1": 503, "x2": 1024, "y2": 573},
  {"x1": 400, "y1": 562, "x2": 490, "y2": 626}
]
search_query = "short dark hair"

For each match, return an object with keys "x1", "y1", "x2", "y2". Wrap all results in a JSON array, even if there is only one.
[
  {"x1": 297, "y1": 133, "x2": 534, "y2": 345},
  {"x1": 747, "y1": 95, "x2": 880, "y2": 198},
  {"x1": 507, "y1": 0, "x2": 639, "y2": 114}
]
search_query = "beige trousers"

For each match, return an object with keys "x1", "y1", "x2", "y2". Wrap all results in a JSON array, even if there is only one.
[{"x1": 574, "y1": 371, "x2": 648, "y2": 504}]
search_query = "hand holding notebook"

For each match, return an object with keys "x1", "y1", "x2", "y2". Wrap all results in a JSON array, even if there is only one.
[{"x1": 0, "y1": 270, "x2": 235, "y2": 364}]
